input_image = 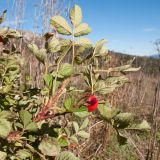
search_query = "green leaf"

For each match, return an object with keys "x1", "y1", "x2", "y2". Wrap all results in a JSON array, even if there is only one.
[
  {"x1": 47, "y1": 37, "x2": 60, "y2": 53},
  {"x1": 64, "y1": 98, "x2": 74, "y2": 111},
  {"x1": 0, "y1": 111, "x2": 13, "y2": 119},
  {"x1": 25, "y1": 122, "x2": 38, "y2": 132},
  {"x1": 137, "y1": 120, "x2": 150, "y2": 131},
  {"x1": 43, "y1": 73, "x2": 53, "y2": 90},
  {"x1": 75, "y1": 37, "x2": 92, "y2": 48},
  {"x1": 19, "y1": 110, "x2": 32, "y2": 127},
  {"x1": 27, "y1": 43, "x2": 39, "y2": 54},
  {"x1": 77, "y1": 131, "x2": 90, "y2": 139},
  {"x1": 93, "y1": 39, "x2": 107, "y2": 57},
  {"x1": 73, "y1": 121, "x2": 79, "y2": 133},
  {"x1": 80, "y1": 118, "x2": 89, "y2": 130},
  {"x1": 59, "y1": 39, "x2": 72, "y2": 47},
  {"x1": 59, "y1": 63, "x2": 74, "y2": 77},
  {"x1": 70, "y1": 136, "x2": 79, "y2": 144},
  {"x1": 16, "y1": 149, "x2": 32, "y2": 159},
  {"x1": 7, "y1": 30, "x2": 22, "y2": 38},
  {"x1": 58, "y1": 137, "x2": 69, "y2": 147},
  {"x1": 55, "y1": 151, "x2": 80, "y2": 160},
  {"x1": 27, "y1": 44, "x2": 46, "y2": 63},
  {"x1": 39, "y1": 137, "x2": 61, "y2": 156},
  {"x1": 70, "y1": 4, "x2": 82, "y2": 27},
  {"x1": 74, "y1": 110, "x2": 90, "y2": 118},
  {"x1": 114, "y1": 113, "x2": 135, "y2": 129},
  {"x1": 123, "y1": 67, "x2": 141, "y2": 72},
  {"x1": 0, "y1": 151, "x2": 7, "y2": 160},
  {"x1": 0, "y1": 118, "x2": 12, "y2": 138},
  {"x1": 74, "y1": 23, "x2": 91, "y2": 37},
  {"x1": 156, "y1": 131, "x2": 160, "y2": 143},
  {"x1": 98, "y1": 104, "x2": 120, "y2": 121},
  {"x1": 50, "y1": 16, "x2": 72, "y2": 35},
  {"x1": 0, "y1": 10, "x2": 7, "y2": 24},
  {"x1": 36, "y1": 48, "x2": 47, "y2": 63},
  {"x1": 15, "y1": 122, "x2": 24, "y2": 129},
  {"x1": 95, "y1": 80, "x2": 116, "y2": 95}
]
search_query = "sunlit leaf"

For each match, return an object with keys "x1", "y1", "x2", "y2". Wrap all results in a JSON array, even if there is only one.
[
  {"x1": 39, "y1": 137, "x2": 61, "y2": 156},
  {"x1": 77, "y1": 131, "x2": 90, "y2": 139},
  {"x1": 50, "y1": 16, "x2": 72, "y2": 35},
  {"x1": 19, "y1": 110, "x2": 32, "y2": 127},
  {"x1": 74, "y1": 23, "x2": 91, "y2": 37},
  {"x1": 70, "y1": 4, "x2": 82, "y2": 27},
  {"x1": 56, "y1": 151, "x2": 80, "y2": 160},
  {"x1": 0, "y1": 118, "x2": 12, "y2": 138}
]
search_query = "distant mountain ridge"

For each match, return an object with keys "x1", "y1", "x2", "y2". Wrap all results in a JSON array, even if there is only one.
[{"x1": 149, "y1": 54, "x2": 160, "y2": 59}]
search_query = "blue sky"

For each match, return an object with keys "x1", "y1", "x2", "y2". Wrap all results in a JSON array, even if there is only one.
[{"x1": 0, "y1": 0, "x2": 160, "y2": 56}]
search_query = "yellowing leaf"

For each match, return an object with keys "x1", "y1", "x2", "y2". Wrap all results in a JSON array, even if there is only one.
[
  {"x1": 0, "y1": 119, "x2": 12, "y2": 138},
  {"x1": 48, "y1": 37, "x2": 60, "y2": 53},
  {"x1": 39, "y1": 137, "x2": 61, "y2": 156},
  {"x1": 70, "y1": 4, "x2": 82, "y2": 27},
  {"x1": 76, "y1": 37, "x2": 92, "y2": 47},
  {"x1": 50, "y1": 16, "x2": 72, "y2": 35},
  {"x1": 74, "y1": 23, "x2": 91, "y2": 37}
]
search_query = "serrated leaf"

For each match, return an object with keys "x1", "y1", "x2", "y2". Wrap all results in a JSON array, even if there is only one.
[
  {"x1": 73, "y1": 121, "x2": 79, "y2": 133},
  {"x1": 36, "y1": 48, "x2": 47, "y2": 63},
  {"x1": 15, "y1": 122, "x2": 24, "y2": 129},
  {"x1": 59, "y1": 39, "x2": 72, "y2": 47},
  {"x1": 39, "y1": 137, "x2": 61, "y2": 156},
  {"x1": 7, "y1": 30, "x2": 22, "y2": 38},
  {"x1": 74, "y1": 110, "x2": 90, "y2": 118},
  {"x1": 0, "y1": 151, "x2": 7, "y2": 160},
  {"x1": 114, "y1": 113, "x2": 135, "y2": 129},
  {"x1": 27, "y1": 44, "x2": 46, "y2": 63},
  {"x1": 77, "y1": 131, "x2": 90, "y2": 139},
  {"x1": 70, "y1": 4, "x2": 82, "y2": 27},
  {"x1": 0, "y1": 118, "x2": 12, "y2": 138},
  {"x1": 93, "y1": 39, "x2": 107, "y2": 57},
  {"x1": 25, "y1": 122, "x2": 38, "y2": 132},
  {"x1": 74, "y1": 23, "x2": 91, "y2": 37},
  {"x1": 43, "y1": 73, "x2": 53, "y2": 90},
  {"x1": 70, "y1": 136, "x2": 79, "y2": 144},
  {"x1": 19, "y1": 110, "x2": 32, "y2": 127},
  {"x1": 48, "y1": 37, "x2": 60, "y2": 53},
  {"x1": 16, "y1": 149, "x2": 32, "y2": 159},
  {"x1": 95, "y1": 80, "x2": 115, "y2": 95},
  {"x1": 55, "y1": 151, "x2": 80, "y2": 160},
  {"x1": 59, "y1": 63, "x2": 73, "y2": 77},
  {"x1": 75, "y1": 37, "x2": 92, "y2": 48},
  {"x1": 27, "y1": 43, "x2": 39, "y2": 54},
  {"x1": 50, "y1": 16, "x2": 72, "y2": 35},
  {"x1": 80, "y1": 118, "x2": 89, "y2": 130},
  {"x1": 0, "y1": 111, "x2": 13, "y2": 119},
  {"x1": 0, "y1": 10, "x2": 7, "y2": 24},
  {"x1": 123, "y1": 67, "x2": 141, "y2": 72},
  {"x1": 58, "y1": 137, "x2": 69, "y2": 147},
  {"x1": 98, "y1": 104, "x2": 120, "y2": 121},
  {"x1": 28, "y1": 135, "x2": 36, "y2": 142},
  {"x1": 64, "y1": 98, "x2": 74, "y2": 111},
  {"x1": 137, "y1": 120, "x2": 150, "y2": 131}
]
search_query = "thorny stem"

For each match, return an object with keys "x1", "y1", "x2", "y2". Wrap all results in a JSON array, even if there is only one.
[
  {"x1": 52, "y1": 46, "x2": 71, "y2": 95},
  {"x1": 34, "y1": 78, "x2": 71, "y2": 122},
  {"x1": 90, "y1": 65, "x2": 94, "y2": 94}
]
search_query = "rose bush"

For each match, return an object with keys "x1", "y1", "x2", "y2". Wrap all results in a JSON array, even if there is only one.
[{"x1": 0, "y1": 5, "x2": 150, "y2": 160}]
